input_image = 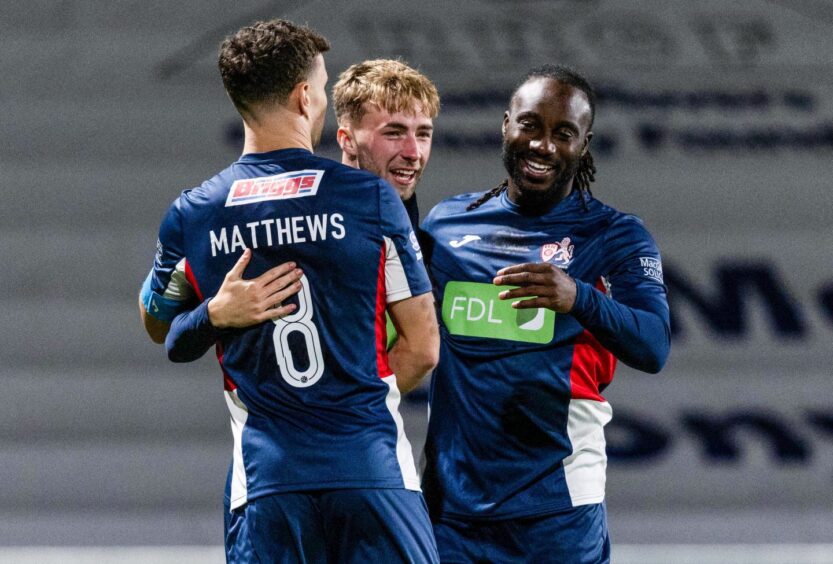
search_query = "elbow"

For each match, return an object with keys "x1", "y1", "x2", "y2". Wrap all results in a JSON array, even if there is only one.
[
  {"x1": 166, "y1": 345, "x2": 187, "y2": 363},
  {"x1": 167, "y1": 350, "x2": 187, "y2": 363},
  {"x1": 410, "y1": 345, "x2": 439, "y2": 382},
  {"x1": 165, "y1": 339, "x2": 201, "y2": 363},
  {"x1": 419, "y1": 348, "x2": 439, "y2": 377},
  {"x1": 422, "y1": 333, "x2": 440, "y2": 374},
  {"x1": 165, "y1": 335, "x2": 193, "y2": 363},
  {"x1": 638, "y1": 332, "x2": 671, "y2": 374},
  {"x1": 641, "y1": 352, "x2": 667, "y2": 374},
  {"x1": 630, "y1": 312, "x2": 671, "y2": 374}
]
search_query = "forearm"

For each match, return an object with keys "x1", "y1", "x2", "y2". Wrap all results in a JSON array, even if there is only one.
[
  {"x1": 386, "y1": 293, "x2": 439, "y2": 393},
  {"x1": 165, "y1": 300, "x2": 220, "y2": 363},
  {"x1": 388, "y1": 337, "x2": 436, "y2": 393},
  {"x1": 571, "y1": 279, "x2": 670, "y2": 373}
]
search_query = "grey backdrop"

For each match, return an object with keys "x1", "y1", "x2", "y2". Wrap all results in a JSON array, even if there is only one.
[{"x1": 1, "y1": 0, "x2": 832, "y2": 547}]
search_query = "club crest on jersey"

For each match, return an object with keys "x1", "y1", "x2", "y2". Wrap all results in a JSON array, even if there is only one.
[
  {"x1": 541, "y1": 237, "x2": 574, "y2": 268},
  {"x1": 225, "y1": 170, "x2": 324, "y2": 207}
]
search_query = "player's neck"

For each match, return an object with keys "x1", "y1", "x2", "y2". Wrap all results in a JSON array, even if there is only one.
[
  {"x1": 507, "y1": 179, "x2": 574, "y2": 215},
  {"x1": 240, "y1": 114, "x2": 313, "y2": 156}
]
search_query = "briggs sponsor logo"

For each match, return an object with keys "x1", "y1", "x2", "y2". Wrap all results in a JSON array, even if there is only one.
[{"x1": 225, "y1": 170, "x2": 324, "y2": 207}]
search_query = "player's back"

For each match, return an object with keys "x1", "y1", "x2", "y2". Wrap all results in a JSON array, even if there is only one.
[{"x1": 166, "y1": 148, "x2": 428, "y2": 509}]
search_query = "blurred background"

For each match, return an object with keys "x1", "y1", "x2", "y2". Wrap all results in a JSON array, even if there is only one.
[{"x1": 1, "y1": 0, "x2": 832, "y2": 562}]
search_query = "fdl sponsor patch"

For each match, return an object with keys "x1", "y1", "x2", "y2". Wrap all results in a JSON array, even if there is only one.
[
  {"x1": 225, "y1": 170, "x2": 324, "y2": 207},
  {"x1": 442, "y1": 281, "x2": 555, "y2": 343}
]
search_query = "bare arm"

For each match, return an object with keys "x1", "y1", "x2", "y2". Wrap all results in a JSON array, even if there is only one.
[
  {"x1": 387, "y1": 292, "x2": 439, "y2": 394},
  {"x1": 139, "y1": 298, "x2": 171, "y2": 344}
]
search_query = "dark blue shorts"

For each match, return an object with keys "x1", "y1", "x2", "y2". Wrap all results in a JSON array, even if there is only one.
[
  {"x1": 225, "y1": 488, "x2": 439, "y2": 564},
  {"x1": 433, "y1": 503, "x2": 610, "y2": 564}
]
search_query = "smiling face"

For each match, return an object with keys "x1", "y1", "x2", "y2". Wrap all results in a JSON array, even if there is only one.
[
  {"x1": 347, "y1": 102, "x2": 433, "y2": 200},
  {"x1": 502, "y1": 77, "x2": 593, "y2": 211}
]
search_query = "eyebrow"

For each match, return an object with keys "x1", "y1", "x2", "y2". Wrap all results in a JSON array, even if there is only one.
[
  {"x1": 515, "y1": 111, "x2": 580, "y2": 134},
  {"x1": 382, "y1": 121, "x2": 434, "y2": 132}
]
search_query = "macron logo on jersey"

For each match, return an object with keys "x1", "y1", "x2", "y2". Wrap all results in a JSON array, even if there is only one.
[{"x1": 225, "y1": 170, "x2": 324, "y2": 207}]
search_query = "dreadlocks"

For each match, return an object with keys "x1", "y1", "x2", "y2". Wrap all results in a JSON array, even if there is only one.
[{"x1": 467, "y1": 64, "x2": 597, "y2": 212}]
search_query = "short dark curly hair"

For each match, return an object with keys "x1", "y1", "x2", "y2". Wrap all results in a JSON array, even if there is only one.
[{"x1": 218, "y1": 19, "x2": 330, "y2": 117}]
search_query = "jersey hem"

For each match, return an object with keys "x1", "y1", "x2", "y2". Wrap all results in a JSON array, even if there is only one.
[
  {"x1": 433, "y1": 494, "x2": 604, "y2": 522},
  {"x1": 232, "y1": 478, "x2": 419, "y2": 510}
]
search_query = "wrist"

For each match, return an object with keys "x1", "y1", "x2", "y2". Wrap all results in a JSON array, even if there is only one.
[
  {"x1": 564, "y1": 276, "x2": 578, "y2": 313},
  {"x1": 206, "y1": 297, "x2": 225, "y2": 328}
]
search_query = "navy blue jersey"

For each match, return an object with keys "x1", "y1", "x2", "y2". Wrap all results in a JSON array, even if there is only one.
[
  {"x1": 148, "y1": 148, "x2": 431, "y2": 510},
  {"x1": 420, "y1": 188, "x2": 670, "y2": 520}
]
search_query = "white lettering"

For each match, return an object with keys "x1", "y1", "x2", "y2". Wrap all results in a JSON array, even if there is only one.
[
  {"x1": 208, "y1": 213, "x2": 347, "y2": 257},
  {"x1": 467, "y1": 298, "x2": 486, "y2": 321},
  {"x1": 330, "y1": 213, "x2": 346, "y2": 239},
  {"x1": 275, "y1": 217, "x2": 291, "y2": 245},
  {"x1": 246, "y1": 222, "x2": 260, "y2": 248},
  {"x1": 291, "y1": 216, "x2": 306, "y2": 243},
  {"x1": 450, "y1": 296, "x2": 466, "y2": 319},
  {"x1": 210, "y1": 228, "x2": 228, "y2": 257},
  {"x1": 487, "y1": 300, "x2": 502, "y2": 324},
  {"x1": 230, "y1": 225, "x2": 246, "y2": 253},
  {"x1": 260, "y1": 219, "x2": 274, "y2": 246},
  {"x1": 306, "y1": 214, "x2": 328, "y2": 241}
]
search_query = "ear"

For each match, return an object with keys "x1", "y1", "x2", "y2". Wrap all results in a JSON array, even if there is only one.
[
  {"x1": 581, "y1": 131, "x2": 593, "y2": 156},
  {"x1": 294, "y1": 80, "x2": 312, "y2": 118},
  {"x1": 336, "y1": 127, "x2": 356, "y2": 156},
  {"x1": 502, "y1": 111, "x2": 510, "y2": 137}
]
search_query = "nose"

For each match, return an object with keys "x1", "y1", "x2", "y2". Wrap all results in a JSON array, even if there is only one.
[
  {"x1": 401, "y1": 133, "x2": 421, "y2": 161},
  {"x1": 529, "y1": 136, "x2": 555, "y2": 156}
]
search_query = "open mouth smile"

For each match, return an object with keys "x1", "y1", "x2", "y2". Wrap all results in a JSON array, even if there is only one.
[
  {"x1": 391, "y1": 169, "x2": 418, "y2": 184},
  {"x1": 521, "y1": 158, "x2": 555, "y2": 180}
]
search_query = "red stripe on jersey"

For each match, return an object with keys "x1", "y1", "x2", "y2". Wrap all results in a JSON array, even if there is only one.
[
  {"x1": 183, "y1": 259, "x2": 204, "y2": 301},
  {"x1": 569, "y1": 279, "x2": 617, "y2": 401},
  {"x1": 184, "y1": 258, "x2": 237, "y2": 391},
  {"x1": 375, "y1": 244, "x2": 393, "y2": 379},
  {"x1": 216, "y1": 341, "x2": 238, "y2": 392}
]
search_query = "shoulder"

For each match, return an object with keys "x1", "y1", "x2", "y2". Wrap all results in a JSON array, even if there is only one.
[
  {"x1": 423, "y1": 191, "x2": 489, "y2": 228},
  {"x1": 585, "y1": 200, "x2": 662, "y2": 267},
  {"x1": 311, "y1": 156, "x2": 382, "y2": 188},
  {"x1": 177, "y1": 163, "x2": 239, "y2": 209},
  {"x1": 583, "y1": 197, "x2": 654, "y2": 242}
]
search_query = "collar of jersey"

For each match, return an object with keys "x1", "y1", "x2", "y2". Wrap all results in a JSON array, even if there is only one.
[
  {"x1": 498, "y1": 186, "x2": 585, "y2": 218},
  {"x1": 235, "y1": 148, "x2": 313, "y2": 164}
]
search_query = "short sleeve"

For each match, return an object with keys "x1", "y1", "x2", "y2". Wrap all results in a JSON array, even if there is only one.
[
  {"x1": 143, "y1": 197, "x2": 197, "y2": 321},
  {"x1": 377, "y1": 180, "x2": 432, "y2": 303}
]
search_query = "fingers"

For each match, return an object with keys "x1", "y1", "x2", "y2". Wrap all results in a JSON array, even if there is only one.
[
  {"x1": 498, "y1": 285, "x2": 552, "y2": 301},
  {"x1": 228, "y1": 248, "x2": 252, "y2": 279},
  {"x1": 264, "y1": 303, "x2": 298, "y2": 322},
  {"x1": 494, "y1": 262, "x2": 565, "y2": 286},
  {"x1": 263, "y1": 268, "x2": 303, "y2": 297},
  {"x1": 266, "y1": 278, "x2": 303, "y2": 307},
  {"x1": 494, "y1": 271, "x2": 550, "y2": 286},
  {"x1": 496, "y1": 262, "x2": 553, "y2": 277},
  {"x1": 508, "y1": 297, "x2": 549, "y2": 309},
  {"x1": 256, "y1": 261, "x2": 298, "y2": 284}
]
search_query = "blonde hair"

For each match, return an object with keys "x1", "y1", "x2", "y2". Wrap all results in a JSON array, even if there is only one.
[{"x1": 332, "y1": 59, "x2": 440, "y2": 126}]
